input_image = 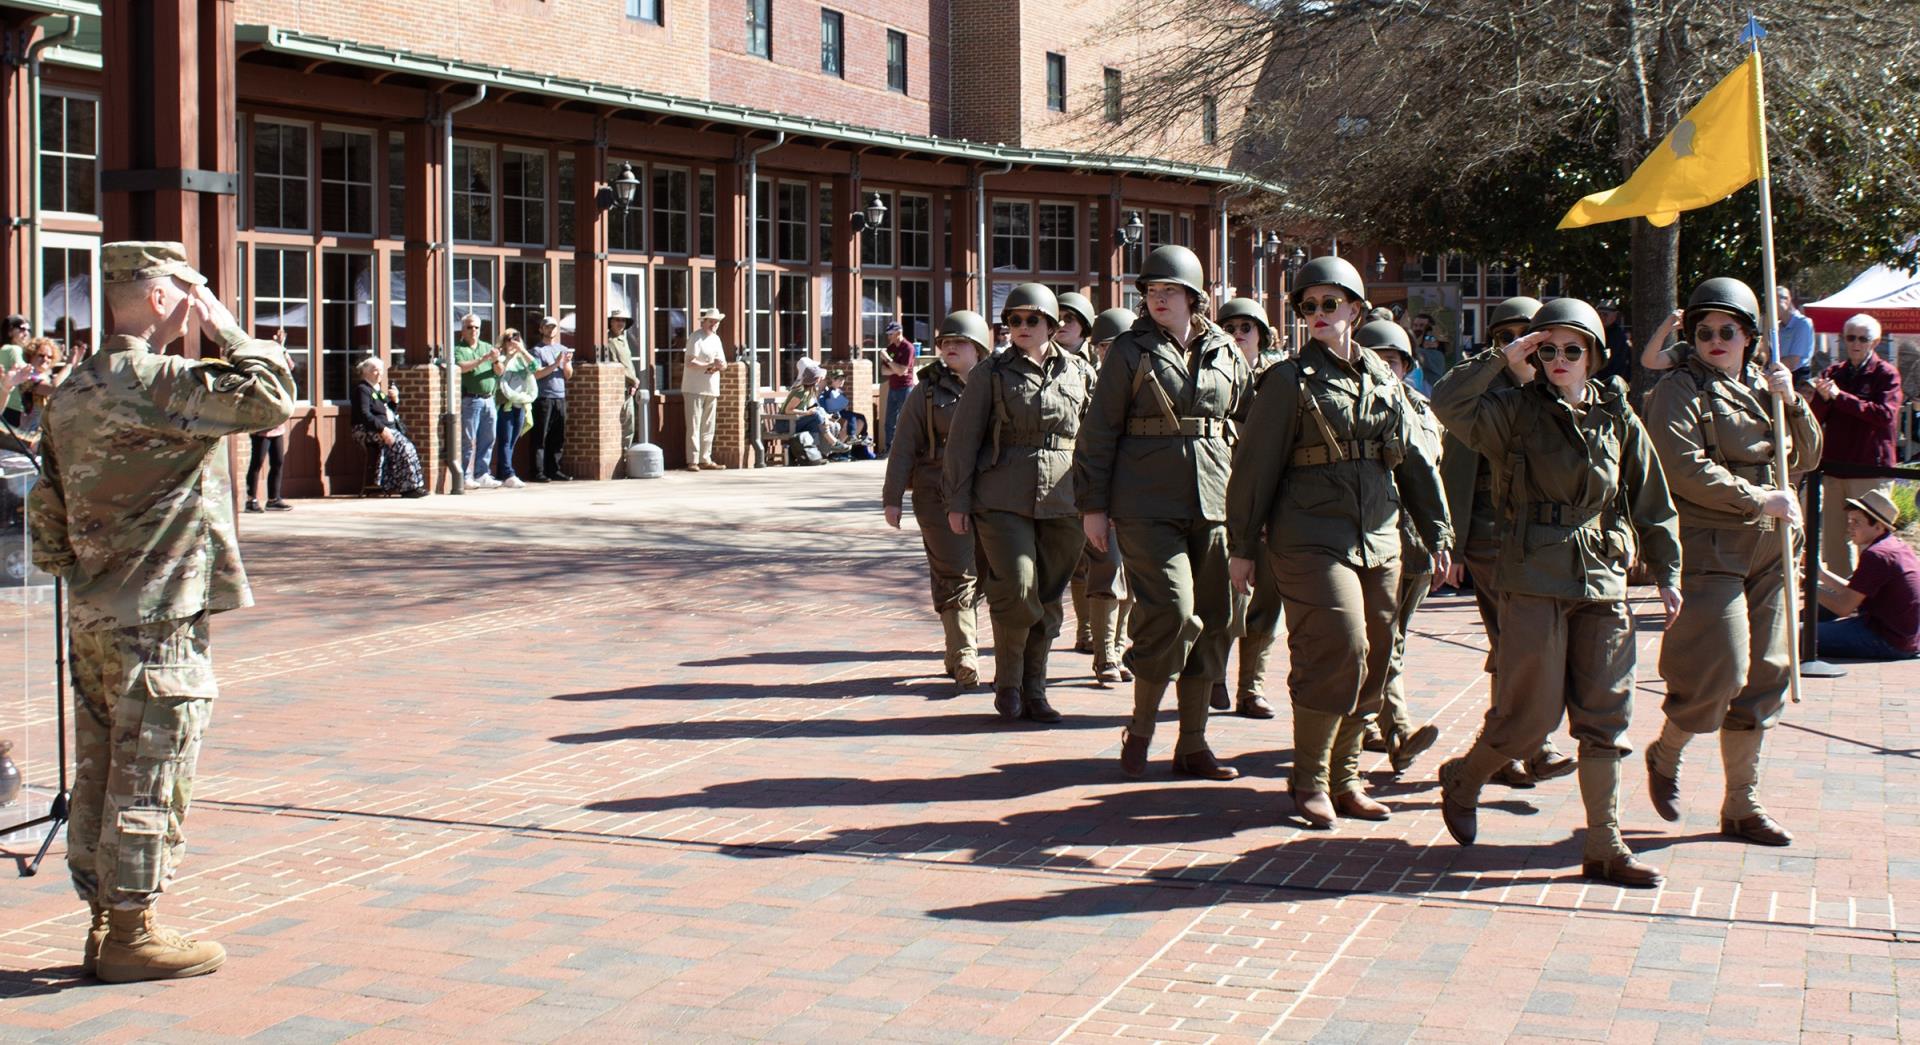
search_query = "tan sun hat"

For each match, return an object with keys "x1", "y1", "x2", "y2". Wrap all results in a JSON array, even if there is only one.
[
  {"x1": 699, "y1": 308, "x2": 725, "y2": 322},
  {"x1": 1845, "y1": 488, "x2": 1901, "y2": 532}
]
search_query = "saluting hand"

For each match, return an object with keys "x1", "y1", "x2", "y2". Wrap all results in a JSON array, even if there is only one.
[
  {"x1": 947, "y1": 511, "x2": 970, "y2": 535},
  {"x1": 1502, "y1": 329, "x2": 1547, "y2": 382},
  {"x1": 884, "y1": 505, "x2": 902, "y2": 529},
  {"x1": 1657, "y1": 585, "x2": 1684, "y2": 627},
  {"x1": 1229, "y1": 556, "x2": 1255, "y2": 596}
]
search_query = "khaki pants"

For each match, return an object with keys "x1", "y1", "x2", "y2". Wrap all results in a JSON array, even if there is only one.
[
  {"x1": 1818, "y1": 476, "x2": 1887, "y2": 579},
  {"x1": 910, "y1": 488, "x2": 977, "y2": 613},
  {"x1": 1270, "y1": 551, "x2": 1399, "y2": 717},
  {"x1": 68, "y1": 615, "x2": 216, "y2": 911},
  {"x1": 1115, "y1": 518, "x2": 1233, "y2": 683},
  {"x1": 684, "y1": 392, "x2": 719, "y2": 465},
  {"x1": 1380, "y1": 568, "x2": 1433, "y2": 737},
  {"x1": 619, "y1": 388, "x2": 638, "y2": 449},
  {"x1": 1235, "y1": 549, "x2": 1284, "y2": 696},
  {"x1": 1660, "y1": 525, "x2": 1795, "y2": 734},
  {"x1": 1483, "y1": 593, "x2": 1633, "y2": 759},
  {"x1": 973, "y1": 510, "x2": 1082, "y2": 689}
]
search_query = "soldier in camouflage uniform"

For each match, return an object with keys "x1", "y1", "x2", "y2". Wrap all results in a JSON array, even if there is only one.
[
  {"x1": 599, "y1": 307, "x2": 641, "y2": 449},
  {"x1": 29, "y1": 243, "x2": 295, "y2": 981},
  {"x1": 884, "y1": 311, "x2": 989, "y2": 690}
]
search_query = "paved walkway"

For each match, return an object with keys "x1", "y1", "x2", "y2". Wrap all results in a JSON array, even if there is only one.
[{"x1": 0, "y1": 462, "x2": 1915, "y2": 1042}]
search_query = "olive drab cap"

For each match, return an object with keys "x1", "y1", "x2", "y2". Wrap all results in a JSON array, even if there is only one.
[
  {"x1": 1056, "y1": 292, "x2": 1097, "y2": 331},
  {"x1": 937, "y1": 310, "x2": 993, "y2": 353},
  {"x1": 1288, "y1": 255, "x2": 1366, "y2": 309},
  {"x1": 1487, "y1": 296, "x2": 1543, "y2": 333},
  {"x1": 1135, "y1": 245, "x2": 1207, "y2": 297},
  {"x1": 1001, "y1": 283, "x2": 1061, "y2": 324},
  {"x1": 1685, "y1": 277, "x2": 1762, "y2": 334},
  {"x1": 1091, "y1": 308, "x2": 1137, "y2": 345},
  {"x1": 1527, "y1": 297, "x2": 1608, "y2": 367},
  {"x1": 102, "y1": 241, "x2": 208, "y2": 286},
  {"x1": 1216, "y1": 297, "x2": 1273, "y2": 345},
  {"x1": 1355, "y1": 319, "x2": 1414, "y2": 361}
]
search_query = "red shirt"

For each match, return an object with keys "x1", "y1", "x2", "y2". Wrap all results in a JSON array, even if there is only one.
[
  {"x1": 1848, "y1": 532, "x2": 1920, "y2": 653},
  {"x1": 1810, "y1": 353, "x2": 1902, "y2": 467},
  {"x1": 886, "y1": 337, "x2": 916, "y2": 390}
]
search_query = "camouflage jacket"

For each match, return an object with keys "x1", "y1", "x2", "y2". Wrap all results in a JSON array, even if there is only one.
[{"x1": 28, "y1": 331, "x2": 296, "y2": 631}]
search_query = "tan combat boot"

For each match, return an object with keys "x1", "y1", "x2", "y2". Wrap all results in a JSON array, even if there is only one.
[
  {"x1": 1090, "y1": 601, "x2": 1124, "y2": 685},
  {"x1": 939, "y1": 606, "x2": 979, "y2": 688},
  {"x1": 95, "y1": 907, "x2": 227, "y2": 983},
  {"x1": 81, "y1": 901, "x2": 107, "y2": 977}
]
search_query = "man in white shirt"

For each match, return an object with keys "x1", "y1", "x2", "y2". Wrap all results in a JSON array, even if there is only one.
[{"x1": 683, "y1": 308, "x2": 727, "y2": 470}]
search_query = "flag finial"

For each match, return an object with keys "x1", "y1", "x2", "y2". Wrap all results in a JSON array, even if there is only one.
[{"x1": 1740, "y1": 14, "x2": 1767, "y2": 46}]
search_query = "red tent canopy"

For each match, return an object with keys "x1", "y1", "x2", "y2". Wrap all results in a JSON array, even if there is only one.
[{"x1": 1803, "y1": 262, "x2": 1920, "y2": 335}]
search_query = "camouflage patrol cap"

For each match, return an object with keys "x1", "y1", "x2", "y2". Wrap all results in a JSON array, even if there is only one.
[{"x1": 102, "y1": 241, "x2": 207, "y2": 286}]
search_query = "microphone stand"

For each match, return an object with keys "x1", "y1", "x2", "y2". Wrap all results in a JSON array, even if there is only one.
[{"x1": 0, "y1": 418, "x2": 72, "y2": 876}]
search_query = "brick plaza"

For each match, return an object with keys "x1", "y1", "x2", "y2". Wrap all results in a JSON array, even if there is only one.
[{"x1": 1, "y1": 463, "x2": 1916, "y2": 1041}]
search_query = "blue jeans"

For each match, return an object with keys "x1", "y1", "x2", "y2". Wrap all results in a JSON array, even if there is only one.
[
  {"x1": 494, "y1": 405, "x2": 524, "y2": 479},
  {"x1": 884, "y1": 385, "x2": 910, "y2": 449},
  {"x1": 460, "y1": 395, "x2": 497, "y2": 480},
  {"x1": 1817, "y1": 616, "x2": 1918, "y2": 661}
]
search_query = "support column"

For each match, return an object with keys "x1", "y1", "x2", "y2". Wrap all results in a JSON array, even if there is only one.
[
  {"x1": 716, "y1": 158, "x2": 745, "y2": 365},
  {"x1": 1231, "y1": 226, "x2": 1255, "y2": 305},
  {"x1": 402, "y1": 118, "x2": 444, "y2": 368},
  {"x1": 1199, "y1": 202, "x2": 1222, "y2": 311},
  {"x1": 830, "y1": 171, "x2": 859, "y2": 363},
  {"x1": 0, "y1": 16, "x2": 40, "y2": 316},
  {"x1": 1098, "y1": 179, "x2": 1124, "y2": 310},
  {"x1": 573, "y1": 122, "x2": 609, "y2": 365},
  {"x1": 948, "y1": 183, "x2": 977, "y2": 318}
]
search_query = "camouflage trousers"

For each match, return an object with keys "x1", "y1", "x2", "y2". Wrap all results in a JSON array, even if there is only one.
[{"x1": 68, "y1": 614, "x2": 217, "y2": 911}]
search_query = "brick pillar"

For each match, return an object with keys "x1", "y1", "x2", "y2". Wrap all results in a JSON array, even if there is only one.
[
  {"x1": 391, "y1": 365, "x2": 446, "y2": 492},
  {"x1": 0, "y1": 15, "x2": 40, "y2": 319},
  {"x1": 716, "y1": 158, "x2": 745, "y2": 359},
  {"x1": 574, "y1": 122, "x2": 609, "y2": 359},
  {"x1": 402, "y1": 119, "x2": 444, "y2": 367},
  {"x1": 714, "y1": 360, "x2": 749, "y2": 469},
  {"x1": 562, "y1": 362, "x2": 623, "y2": 480},
  {"x1": 1099, "y1": 179, "x2": 1124, "y2": 311},
  {"x1": 830, "y1": 171, "x2": 860, "y2": 364}
]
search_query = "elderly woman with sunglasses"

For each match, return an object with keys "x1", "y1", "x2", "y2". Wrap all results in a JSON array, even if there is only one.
[
  {"x1": 944, "y1": 283, "x2": 1096, "y2": 725},
  {"x1": 1077, "y1": 246, "x2": 1252, "y2": 780},
  {"x1": 1431, "y1": 298, "x2": 1683, "y2": 888},
  {"x1": 1634, "y1": 278, "x2": 1820, "y2": 848},
  {"x1": 1226, "y1": 258, "x2": 1451, "y2": 827}
]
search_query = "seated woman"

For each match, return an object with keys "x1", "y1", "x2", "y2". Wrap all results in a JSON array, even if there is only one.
[
  {"x1": 780, "y1": 358, "x2": 850, "y2": 458},
  {"x1": 1815, "y1": 489, "x2": 1919, "y2": 660},
  {"x1": 351, "y1": 357, "x2": 427, "y2": 497}
]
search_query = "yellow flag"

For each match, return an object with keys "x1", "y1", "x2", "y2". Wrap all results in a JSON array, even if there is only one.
[{"x1": 1558, "y1": 53, "x2": 1765, "y2": 229}]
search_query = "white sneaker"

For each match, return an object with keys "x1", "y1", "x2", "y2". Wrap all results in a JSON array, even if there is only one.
[
  {"x1": 471, "y1": 474, "x2": 498, "y2": 489},
  {"x1": 502, "y1": 476, "x2": 525, "y2": 489}
]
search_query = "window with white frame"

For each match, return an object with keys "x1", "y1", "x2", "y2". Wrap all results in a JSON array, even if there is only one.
[
  {"x1": 992, "y1": 201, "x2": 1032, "y2": 272},
  {"x1": 861, "y1": 276, "x2": 894, "y2": 350},
  {"x1": 698, "y1": 171, "x2": 717, "y2": 257},
  {"x1": 778, "y1": 181, "x2": 809, "y2": 263},
  {"x1": 820, "y1": 10, "x2": 844, "y2": 77},
  {"x1": 451, "y1": 255, "x2": 495, "y2": 339},
  {"x1": 386, "y1": 132, "x2": 406, "y2": 238},
  {"x1": 39, "y1": 92, "x2": 96, "y2": 217},
  {"x1": 899, "y1": 279, "x2": 932, "y2": 346},
  {"x1": 1038, "y1": 203, "x2": 1076, "y2": 274},
  {"x1": 750, "y1": 271, "x2": 774, "y2": 384},
  {"x1": 652, "y1": 166, "x2": 690, "y2": 255},
  {"x1": 252, "y1": 120, "x2": 310, "y2": 231},
  {"x1": 753, "y1": 177, "x2": 773, "y2": 262},
  {"x1": 320, "y1": 251, "x2": 373, "y2": 402},
  {"x1": 452, "y1": 143, "x2": 494, "y2": 243},
  {"x1": 861, "y1": 188, "x2": 896, "y2": 267},
  {"x1": 503, "y1": 259, "x2": 547, "y2": 341},
  {"x1": 817, "y1": 184, "x2": 834, "y2": 262},
  {"x1": 626, "y1": 0, "x2": 662, "y2": 24},
  {"x1": 897, "y1": 193, "x2": 932, "y2": 269},
  {"x1": 1485, "y1": 261, "x2": 1521, "y2": 299},
  {"x1": 387, "y1": 249, "x2": 408, "y2": 365},
  {"x1": 1446, "y1": 255, "x2": 1480, "y2": 296},
  {"x1": 609, "y1": 159, "x2": 645, "y2": 251},
  {"x1": 320, "y1": 128, "x2": 374, "y2": 237},
  {"x1": 777, "y1": 272, "x2": 810, "y2": 386},
  {"x1": 1045, "y1": 54, "x2": 1066, "y2": 113},
  {"x1": 252, "y1": 247, "x2": 312, "y2": 401},
  {"x1": 886, "y1": 30, "x2": 908, "y2": 93},
  {"x1": 557, "y1": 261, "x2": 576, "y2": 348},
  {"x1": 500, "y1": 148, "x2": 547, "y2": 247},
  {"x1": 1147, "y1": 211, "x2": 1174, "y2": 251},
  {"x1": 655, "y1": 267, "x2": 690, "y2": 387}
]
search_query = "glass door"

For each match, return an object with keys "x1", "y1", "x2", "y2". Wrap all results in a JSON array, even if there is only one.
[
  {"x1": 609, "y1": 265, "x2": 649, "y2": 388},
  {"x1": 40, "y1": 232, "x2": 100, "y2": 364}
]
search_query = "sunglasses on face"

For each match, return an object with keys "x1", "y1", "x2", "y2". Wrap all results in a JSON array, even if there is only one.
[
  {"x1": 1294, "y1": 295, "x2": 1346, "y2": 317},
  {"x1": 1004, "y1": 312, "x2": 1048, "y2": 329},
  {"x1": 1843, "y1": 334, "x2": 1874, "y2": 343},
  {"x1": 1491, "y1": 329, "x2": 1520, "y2": 347},
  {"x1": 1694, "y1": 324, "x2": 1742, "y2": 344},
  {"x1": 1533, "y1": 343, "x2": 1587, "y2": 362},
  {"x1": 1224, "y1": 321, "x2": 1261, "y2": 336}
]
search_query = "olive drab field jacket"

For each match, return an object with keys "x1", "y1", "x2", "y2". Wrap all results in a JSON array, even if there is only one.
[
  {"x1": 883, "y1": 360, "x2": 969, "y2": 509},
  {"x1": 1439, "y1": 362, "x2": 1523, "y2": 553},
  {"x1": 1643, "y1": 351, "x2": 1822, "y2": 531},
  {"x1": 1431, "y1": 350, "x2": 1682, "y2": 601},
  {"x1": 942, "y1": 343, "x2": 1095, "y2": 519},
  {"x1": 1074, "y1": 316, "x2": 1252, "y2": 522},
  {"x1": 1226, "y1": 340, "x2": 1451, "y2": 569},
  {"x1": 1399, "y1": 385, "x2": 1447, "y2": 574}
]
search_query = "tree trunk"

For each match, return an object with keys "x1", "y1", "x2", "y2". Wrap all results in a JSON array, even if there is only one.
[{"x1": 1628, "y1": 216, "x2": 1680, "y2": 403}]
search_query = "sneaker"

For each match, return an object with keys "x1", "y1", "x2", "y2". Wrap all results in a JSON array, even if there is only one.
[
  {"x1": 264, "y1": 499, "x2": 293, "y2": 511},
  {"x1": 244, "y1": 500, "x2": 263, "y2": 513},
  {"x1": 471, "y1": 475, "x2": 498, "y2": 489},
  {"x1": 501, "y1": 476, "x2": 525, "y2": 489}
]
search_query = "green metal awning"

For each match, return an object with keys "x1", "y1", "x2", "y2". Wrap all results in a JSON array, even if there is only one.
[
  {"x1": 0, "y1": 0, "x2": 99, "y2": 16},
  {"x1": 234, "y1": 25, "x2": 1284, "y2": 197}
]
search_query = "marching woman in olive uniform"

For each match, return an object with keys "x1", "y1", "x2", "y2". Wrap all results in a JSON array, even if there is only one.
[
  {"x1": 1431, "y1": 298, "x2": 1683, "y2": 887},
  {"x1": 1216, "y1": 296, "x2": 1282, "y2": 720},
  {"x1": 1059, "y1": 291, "x2": 1130, "y2": 682},
  {"x1": 1226, "y1": 258, "x2": 1452, "y2": 827},
  {"x1": 943, "y1": 285, "x2": 1097, "y2": 724},
  {"x1": 1087, "y1": 309, "x2": 1138, "y2": 684},
  {"x1": 1642, "y1": 278, "x2": 1820, "y2": 847},
  {"x1": 884, "y1": 311, "x2": 992, "y2": 691},
  {"x1": 1437, "y1": 297, "x2": 1579, "y2": 789},
  {"x1": 1076, "y1": 246, "x2": 1250, "y2": 780}
]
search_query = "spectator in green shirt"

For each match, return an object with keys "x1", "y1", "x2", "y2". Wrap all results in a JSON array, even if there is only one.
[{"x1": 454, "y1": 314, "x2": 502, "y2": 488}]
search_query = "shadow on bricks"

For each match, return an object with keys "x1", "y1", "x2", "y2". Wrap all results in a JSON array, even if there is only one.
[{"x1": 553, "y1": 710, "x2": 1123, "y2": 745}]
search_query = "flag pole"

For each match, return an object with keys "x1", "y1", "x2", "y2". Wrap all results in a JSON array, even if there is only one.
[{"x1": 1745, "y1": 17, "x2": 1804, "y2": 703}]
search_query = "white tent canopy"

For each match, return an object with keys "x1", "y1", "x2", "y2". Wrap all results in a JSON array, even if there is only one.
[{"x1": 1804, "y1": 260, "x2": 1920, "y2": 335}]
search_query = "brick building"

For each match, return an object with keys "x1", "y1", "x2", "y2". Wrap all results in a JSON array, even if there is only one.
[{"x1": 1, "y1": 0, "x2": 1312, "y2": 495}]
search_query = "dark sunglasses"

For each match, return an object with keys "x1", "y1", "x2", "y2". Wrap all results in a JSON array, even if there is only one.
[
  {"x1": 1224, "y1": 320, "x2": 1262, "y2": 336},
  {"x1": 1842, "y1": 334, "x2": 1875, "y2": 343},
  {"x1": 1491, "y1": 329, "x2": 1520, "y2": 347},
  {"x1": 1004, "y1": 313, "x2": 1048, "y2": 329},
  {"x1": 1694, "y1": 324, "x2": 1741, "y2": 344},
  {"x1": 1533, "y1": 343, "x2": 1587, "y2": 362},
  {"x1": 1294, "y1": 295, "x2": 1347, "y2": 317}
]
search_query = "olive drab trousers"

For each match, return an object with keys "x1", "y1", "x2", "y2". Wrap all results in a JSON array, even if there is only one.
[
  {"x1": 68, "y1": 615, "x2": 216, "y2": 911},
  {"x1": 910, "y1": 495, "x2": 979, "y2": 614},
  {"x1": 1659, "y1": 525, "x2": 1796, "y2": 734},
  {"x1": 1270, "y1": 552, "x2": 1400, "y2": 717},
  {"x1": 1482, "y1": 593, "x2": 1634, "y2": 760},
  {"x1": 1235, "y1": 549, "x2": 1283, "y2": 696},
  {"x1": 972, "y1": 510, "x2": 1082, "y2": 688},
  {"x1": 1116, "y1": 519, "x2": 1234, "y2": 683},
  {"x1": 1381, "y1": 567, "x2": 1434, "y2": 738}
]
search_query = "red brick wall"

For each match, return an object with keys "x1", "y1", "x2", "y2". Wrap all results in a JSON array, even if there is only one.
[
  {"x1": 714, "y1": 361, "x2": 750, "y2": 469},
  {"x1": 563, "y1": 362, "x2": 625, "y2": 481},
  {"x1": 391, "y1": 365, "x2": 448, "y2": 493},
  {"x1": 709, "y1": 0, "x2": 943, "y2": 136}
]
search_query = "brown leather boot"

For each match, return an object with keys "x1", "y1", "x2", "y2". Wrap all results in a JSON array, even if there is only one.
[
  {"x1": 1119, "y1": 727, "x2": 1150, "y2": 778},
  {"x1": 1645, "y1": 748, "x2": 1681, "y2": 822},
  {"x1": 1172, "y1": 747, "x2": 1239, "y2": 781},
  {"x1": 993, "y1": 687, "x2": 1022, "y2": 721},
  {"x1": 1528, "y1": 749, "x2": 1578, "y2": 782},
  {"x1": 95, "y1": 907, "x2": 226, "y2": 983},
  {"x1": 1333, "y1": 789, "x2": 1391, "y2": 821},
  {"x1": 1581, "y1": 854, "x2": 1665, "y2": 889},
  {"x1": 1721, "y1": 814, "x2": 1793, "y2": 846},
  {"x1": 81, "y1": 902, "x2": 107, "y2": 977},
  {"x1": 1235, "y1": 692, "x2": 1275, "y2": 719},
  {"x1": 1208, "y1": 682, "x2": 1231, "y2": 711},
  {"x1": 1387, "y1": 724, "x2": 1439, "y2": 773},
  {"x1": 1288, "y1": 787, "x2": 1335, "y2": 828}
]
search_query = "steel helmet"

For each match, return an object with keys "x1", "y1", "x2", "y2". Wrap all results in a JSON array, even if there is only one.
[
  {"x1": 1685, "y1": 277, "x2": 1761, "y2": 336},
  {"x1": 1001, "y1": 283, "x2": 1060, "y2": 325},
  {"x1": 1135, "y1": 245, "x2": 1207, "y2": 297},
  {"x1": 1355, "y1": 319, "x2": 1413, "y2": 362},
  {"x1": 936, "y1": 310, "x2": 993, "y2": 354},
  {"x1": 1056, "y1": 291, "x2": 1096, "y2": 331},
  {"x1": 1486, "y1": 296, "x2": 1543, "y2": 334},
  {"x1": 1091, "y1": 308, "x2": 1137, "y2": 344},
  {"x1": 1526, "y1": 297, "x2": 1607, "y2": 367},
  {"x1": 1289, "y1": 255, "x2": 1367, "y2": 309},
  {"x1": 1216, "y1": 297, "x2": 1273, "y2": 347}
]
